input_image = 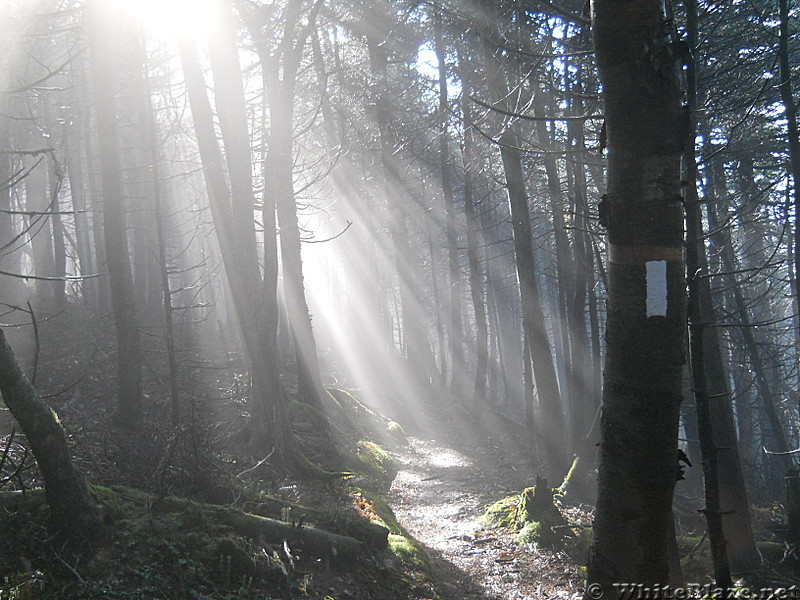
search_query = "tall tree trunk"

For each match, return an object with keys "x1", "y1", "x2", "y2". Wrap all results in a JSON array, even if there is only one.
[
  {"x1": 134, "y1": 44, "x2": 181, "y2": 425},
  {"x1": 708, "y1": 190, "x2": 796, "y2": 478},
  {"x1": 179, "y1": 34, "x2": 286, "y2": 459},
  {"x1": 434, "y1": 10, "x2": 464, "y2": 397},
  {"x1": 243, "y1": 0, "x2": 328, "y2": 411},
  {"x1": 477, "y1": 5, "x2": 567, "y2": 476},
  {"x1": 460, "y1": 60, "x2": 488, "y2": 406},
  {"x1": 682, "y1": 0, "x2": 759, "y2": 574},
  {"x1": 24, "y1": 150, "x2": 54, "y2": 300},
  {"x1": 587, "y1": 0, "x2": 686, "y2": 591},
  {"x1": 47, "y1": 147, "x2": 66, "y2": 307},
  {"x1": 64, "y1": 79, "x2": 96, "y2": 308},
  {"x1": 777, "y1": 0, "x2": 800, "y2": 343},
  {"x1": 87, "y1": 0, "x2": 143, "y2": 426}
]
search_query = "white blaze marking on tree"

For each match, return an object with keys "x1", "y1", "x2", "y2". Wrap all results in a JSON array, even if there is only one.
[{"x1": 646, "y1": 260, "x2": 668, "y2": 317}]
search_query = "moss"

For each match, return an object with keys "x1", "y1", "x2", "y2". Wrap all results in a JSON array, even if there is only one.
[
  {"x1": 89, "y1": 485, "x2": 133, "y2": 519},
  {"x1": 516, "y1": 521, "x2": 561, "y2": 546},
  {"x1": 482, "y1": 494, "x2": 525, "y2": 529},
  {"x1": 483, "y1": 481, "x2": 567, "y2": 548},
  {"x1": 354, "y1": 440, "x2": 398, "y2": 490},
  {"x1": 357, "y1": 441, "x2": 397, "y2": 476},
  {"x1": 387, "y1": 533, "x2": 430, "y2": 572}
]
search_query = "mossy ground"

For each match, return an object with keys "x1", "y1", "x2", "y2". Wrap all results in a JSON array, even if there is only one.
[
  {"x1": 0, "y1": 390, "x2": 439, "y2": 600},
  {"x1": 481, "y1": 483, "x2": 589, "y2": 555}
]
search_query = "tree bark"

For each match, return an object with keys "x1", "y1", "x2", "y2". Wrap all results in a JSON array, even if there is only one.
[
  {"x1": 87, "y1": 0, "x2": 143, "y2": 426},
  {"x1": 249, "y1": 0, "x2": 327, "y2": 411},
  {"x1": 459, "y1": 57, "x2": 488, "y2": 406},
  {"x1": 179, "y1": 33, "x2": 287, "y2": 458},
  {"x1": 682, "y1": 0, "x2": 759, "y2": 575},
  {"x1": 475, "y1": 0, "x2": 567, "y2": 476},
  {"x1": 777, "y1": 0, "x2": 800, "y2": 342},
  {"x1": 587, "y1": 0, "x2": 686, "y2": 592},
  {"x1": 0, "y1": 329, "x2": 102, "y2": 540}
]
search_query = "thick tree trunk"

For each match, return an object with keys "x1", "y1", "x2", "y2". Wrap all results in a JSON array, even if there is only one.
[
  {"x1": 0, "y1": 329, "x2": 102, "y2": 539},
  {"x1": 243, "y1": 0, "x2": 328, "y2": 411},
  {"x1": 587, "y1": 0, "x2": 686, "y2": 592}
]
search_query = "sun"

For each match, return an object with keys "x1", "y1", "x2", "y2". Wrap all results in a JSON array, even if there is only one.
[{"x1": 109, "y1": 0, "x2": 221, "y2": 40}]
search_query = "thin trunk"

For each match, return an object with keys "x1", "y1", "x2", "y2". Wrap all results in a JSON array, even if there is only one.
[
  {"x1": 24, "y1": 151, "x2": 54, "y2": 299},
  {"x1": 460, "y1": 65, "x2": 488, "y2": 406},
  {"x1": 777, "y1": 0, "x2": 800, "y2": 342},
  {"x1": 179, "y1": 35, "x2": 285, "y2": 457},
  {"x1": 136, "y1": 46, "x2": 181, "y2": 425},
  {"x1": 566, "y1": 68, "x2": 593, "y2": 456},
  {"x1": 64, "y1": 98, "x2": 95, "y2": 307},
  {"x1": 88, "y1": 0, "x2": 143, "y2": 426},
  {"x1": 683, "y1": 0, "x2": 758, "y2": 575},
  {"x1": 366, "y1": 12, "x2": 439, "y2": 389},
  {"x1": 533, "y1": 84, "x2": 574, "y2": 422},
  {"x1": 48, "y1": 147, "x2": 66, "y2": 307},
  {"x1": 476, "y1": 2, "x2": 566, "y2": 475},
  {"x1": 249, "y1": 0, "x2": 327, "y2": 410},
  {"x1": 435, "y1": 10, "x2": 463, "y2": 396}
]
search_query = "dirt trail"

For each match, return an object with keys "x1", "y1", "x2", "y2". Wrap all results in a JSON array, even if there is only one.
[{"x1": 388, "y1": 412, "x2": 586, "y2": 600}]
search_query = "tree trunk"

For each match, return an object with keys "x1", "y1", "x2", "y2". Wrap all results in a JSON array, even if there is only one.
[
  {"x1": 587, "y1": 0, "x2": 686, "y2": 592},
  {"x1": 476, "y1": 2, "x2": 567, "y2": 477},
  {"x1": 0, "y1": 329, "x2": 102, "y2": 540},
  {"x1": 777, "y1": 0, "x2": 800, "y2": 343},
  {"x1": 87, "y1": 0, "x2": 143, "y2": 426},
  {"x1": 434, "y1": 10, "x2": 464, "y2": 397},
  {"x1": 179, "y1": 34, "x2": 287, "y2": 459},
  {"x1": 682, "y1": 0, "x2": 759, "y2": 574},
  {"x1": 460, "y1": 60, "x2": 488, "y2": 406}
]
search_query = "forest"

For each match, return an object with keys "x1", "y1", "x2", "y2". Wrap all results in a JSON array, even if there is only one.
[{"x1": 0, "y1": 0, "x2": 799, "y2": 598}]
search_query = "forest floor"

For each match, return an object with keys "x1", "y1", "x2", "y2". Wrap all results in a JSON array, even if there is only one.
[
  {"x1": 2, "y1": 304, "x2": 798, "y2": 599},
  {"x1": 388, "y1": 420, "x2": 587, "y2": 600}
]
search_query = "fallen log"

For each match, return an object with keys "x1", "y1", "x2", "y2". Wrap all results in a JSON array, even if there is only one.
[
  {"x1": 2, "y1": 488, "x2": 373, "y2": 560},
  {"x1": 245, "y1": 496, "x2": 389, "y2": 549},
  {"x1": 157, "y1": 497, "x2": 367, "y2": 560}
]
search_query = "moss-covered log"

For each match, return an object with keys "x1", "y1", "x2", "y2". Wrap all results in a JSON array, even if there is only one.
[
  {"x1": 245, "y1": 496, "x2": 389, "y2": 549},
  {"x1": 157, "y1": 497, "x2": 368, "y2": 559}
]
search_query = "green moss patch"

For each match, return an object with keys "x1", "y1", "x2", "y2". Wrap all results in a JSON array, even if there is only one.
[
  {"x1": 482, "y1": 476, "x2": 571, "y2": 548},
  {"x1": 356, "y1": 440, "x2": 398, "y2": 485},
  {"x1": 387, "y1": 533, "x2": 430, "y2": 572}
]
